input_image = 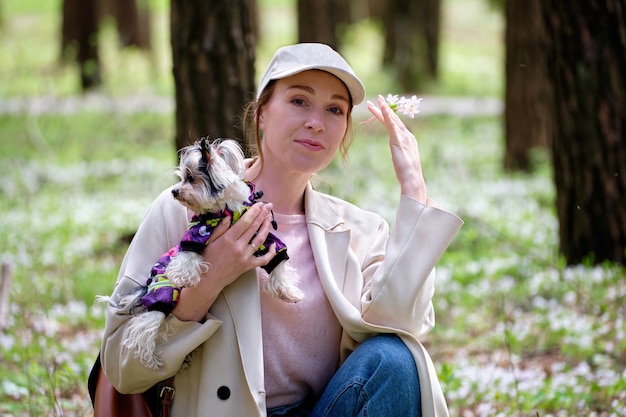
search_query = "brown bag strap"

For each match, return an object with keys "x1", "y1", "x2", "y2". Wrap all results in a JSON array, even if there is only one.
[
  {"x1": 159, "y1": 376, "x2": 176, "y2": 417},
  {"x1": 89, "y1": 353, "x2": 176, "y2": 417}
]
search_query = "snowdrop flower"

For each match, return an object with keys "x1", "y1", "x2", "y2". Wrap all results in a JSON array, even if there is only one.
[
  {"x1": 361, "y1": 94, "x2": 423, "y2": 132},
  {"x1": 385, "y1": 94, "x2": 401, "y2": 107},
  {"x1": 390, "y1": 94, "x2": 423, "y2": 118}
]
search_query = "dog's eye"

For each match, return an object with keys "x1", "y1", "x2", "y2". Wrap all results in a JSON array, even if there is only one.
[{"x1": 187, "y1": 174, "x2": 195, "y2": 182}]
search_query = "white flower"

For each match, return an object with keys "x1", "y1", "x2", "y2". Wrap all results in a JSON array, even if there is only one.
[
  {"x1": 385, "y1": 94, "x2": 401, "y2": 107},
  {"x1": 394, "y1": 95, "x2": 423, "y2": 118},
  {"x1": 360, "y1": 93, "x2": 424, "y2": 133}
]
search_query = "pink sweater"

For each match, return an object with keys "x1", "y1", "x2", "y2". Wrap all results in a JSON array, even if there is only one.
[{"x1": 259, "y1": 213, "x2": 342, "y2": 408}]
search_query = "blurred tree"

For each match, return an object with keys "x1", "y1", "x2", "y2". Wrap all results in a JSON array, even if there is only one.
[
  {"x1": 100, "y1": 0, "x2": 151, "y2": 49},
  {"x1": 503, "y1": 0, "x2": 551, "y2": 171},
  {"x1": 542, "y1": 0, "x2": 626, "y2": 264},
  {"x1": 297, "y1": 0, "x2": 351, "y2": 51},
  {"x1": 61, "y1": 0, "x2": 101, "y2": 90},
  {"x1": 379, "y1": 0, "x2": 441, "y2": 92},
  {"x1": 366, "y1": 0, "x2": 385, "y2": 20},
  {"x1": 170, "y1": 0, "x2": 257, "y2": 152},
  {"x1": 61, "y1": 0, "x2": 151, "y2": 91}
]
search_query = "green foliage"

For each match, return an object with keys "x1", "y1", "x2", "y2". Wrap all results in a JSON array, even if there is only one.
[
  {"x1": 1, "y1": 1, "x2": 624, "y2": 416},
  {"x1": 2, "y1": 109, "x2": 625, "y2": 417},
  {"x1": 0, "y1": 112, "x2": 175, "y2": 415}
]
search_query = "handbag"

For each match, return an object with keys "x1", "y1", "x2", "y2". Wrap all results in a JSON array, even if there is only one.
[{"x1": 88, "y1": 353, "x2": 175, "y2": 417}]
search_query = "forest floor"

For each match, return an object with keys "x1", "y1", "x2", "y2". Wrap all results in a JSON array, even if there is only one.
[{"x1": 0, "y1": 93, "x2": 503, "y2": 118}]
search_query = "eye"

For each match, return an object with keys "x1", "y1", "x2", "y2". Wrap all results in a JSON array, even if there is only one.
[
  {"x1": 328, "y1": 105, "x2": 344, "y2": 115},
  {"x1": 187, "y1": 174, "x2": 195, "y2": 182},
  {"x1": 291, "y1": 98, "x2": 306, "y2": 106}
]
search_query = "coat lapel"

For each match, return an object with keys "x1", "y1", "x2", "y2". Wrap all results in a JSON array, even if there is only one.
[
  {"x1": 304, "y1": 184, "x2": 372, "y2": 342},
  {"x1": 304, "y1": 184, "x2": 353, "y2": 301}
]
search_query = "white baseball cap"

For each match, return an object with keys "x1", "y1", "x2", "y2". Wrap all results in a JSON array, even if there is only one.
[{"x1": 256, "y1": 43, "x2": 366, "y2": 106}]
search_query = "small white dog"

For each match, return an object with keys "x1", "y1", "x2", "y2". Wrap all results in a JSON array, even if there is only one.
[{"x1": 101, "y1": 138, "x2": 303, "y2": 369}]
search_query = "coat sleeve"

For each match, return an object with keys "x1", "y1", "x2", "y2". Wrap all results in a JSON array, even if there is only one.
[
  {"x1": 360, "y1": 195, "x2": 463, "y2": 337},
  {"x1": 100, "y1": 188, "x2": 223, "y2": 393}
]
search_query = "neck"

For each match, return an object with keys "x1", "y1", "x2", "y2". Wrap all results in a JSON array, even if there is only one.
[{"x1": 245, "y1": 158, "x2": 310, "y2": 215}]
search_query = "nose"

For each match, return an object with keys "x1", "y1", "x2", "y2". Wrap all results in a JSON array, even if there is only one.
[
  {"x1": 305, "y1": 110, "x2": 325, "y2": 132},
  {"x1": 172, "y1": 188, "x2": 179, "y2": 198}
]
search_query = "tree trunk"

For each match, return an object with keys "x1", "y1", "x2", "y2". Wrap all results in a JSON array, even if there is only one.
[
  {"x1": 297, "y1": 0, "x2": 350, "y2": 51},
  {"x1": 62, "y1": 0, "x2": 150, "y2": 90},
  {"x1": 381, "y1": 0, "x2": 440, "y2": 92},
  {"x1": 503, "y1": 0, "x2": 551, "y2": 172},
  {"x1": 543, "y1": 0, "x2": 626, "y2": 265},
  {"x1": 106, "y1": 0, "x2": 152, "y2": 49},
  {"x1": 61, "y1": 0, "x2": 101, "y2": 90},
  {"x1": 170, "y1": 0, "x2": 257, "y2": 153},
  {"x1": 366, "y1": 0, "x2": 386, "y2": 21}
]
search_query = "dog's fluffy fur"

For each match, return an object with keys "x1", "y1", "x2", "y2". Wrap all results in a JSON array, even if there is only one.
[{"x1": 100, "y1": 138, "x2": 303, "y2": 369}]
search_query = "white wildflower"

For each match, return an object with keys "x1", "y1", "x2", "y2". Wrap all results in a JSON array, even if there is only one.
[
  {"x1": 385, "y1": 94, "x2": 423, "y2": 119},
  {"x1": 394, "y1": 95, "x2": 423, "y2": 118},
  {"x1": 385, "y1": 94, "x2": 400, "y2": 106}
]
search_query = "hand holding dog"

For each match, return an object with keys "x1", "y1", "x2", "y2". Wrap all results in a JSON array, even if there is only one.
[
  {"x1": 172, "y1": 202, "x2": 277, "y2": 322},
  {"x1": 367, "y1": 95, "x2": 429, "y2": 205}
]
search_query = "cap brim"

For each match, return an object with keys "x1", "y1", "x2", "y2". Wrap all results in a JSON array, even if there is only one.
[
  {"x1": 270, "y1": 65, "x2": 365, "y2": 106},
  {"x1": 256, "y1": 43, "x2": 366, "y2": 105}
]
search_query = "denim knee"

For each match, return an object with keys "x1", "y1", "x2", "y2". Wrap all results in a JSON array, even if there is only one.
[
  {"x1": 356, "y1": 334, "x2": 419, "y2": 384},
  {"x1": 311, "y1": 334, "x2": 422, "y2": 417}
]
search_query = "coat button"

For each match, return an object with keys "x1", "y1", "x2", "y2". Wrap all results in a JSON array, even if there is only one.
[{"x1": 217, "y1": 386, "x2": 231, "y2": 400}]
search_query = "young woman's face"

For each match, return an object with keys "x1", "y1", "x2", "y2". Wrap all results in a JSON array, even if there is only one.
[{"x1": 258, "y1": 70, "x2": 350, "y2": 176}]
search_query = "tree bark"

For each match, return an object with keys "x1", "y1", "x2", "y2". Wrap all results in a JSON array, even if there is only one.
[
  {"x1": 105, "y1": 0, "x2": 152, "y2": 49},
  {"x1": 381, "y1": 0, "x2": 441, "y2": 92},
  {"x1": 61, "y1": 0, "x2": 101, "y2": 90},
  {"x1": 504, "y1": 0, "x2": 551, "y2": 172},
  {"x1": 543, "y1": 0, "x2": 626, "y2": 264},
  {"x1": 61, "y1": 0, "x2": 151, "y2": 90},
  {"x1": 297, "y1": 0, "x2": 350, "y2": 51},
  {"x1": 170, "y1": 0, "x2": 257, "y2": 152}
]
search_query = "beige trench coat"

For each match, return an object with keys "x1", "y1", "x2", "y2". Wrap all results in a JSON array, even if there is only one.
[{"x1": 101, "y1": 183, "x2": 463, "y2": 417}]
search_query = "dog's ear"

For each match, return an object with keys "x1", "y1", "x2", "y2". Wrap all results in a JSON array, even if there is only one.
[
  {"x1": 215, "y1": 139, "x2": 246, "y2": 175},
  {"x1": 200, "y1": 137, "x2": 212, "y2": 164}
]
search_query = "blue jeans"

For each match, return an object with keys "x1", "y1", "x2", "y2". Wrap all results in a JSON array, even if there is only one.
[{"x1": 267, "y1": 334, "x2": 422, "y2": 417}]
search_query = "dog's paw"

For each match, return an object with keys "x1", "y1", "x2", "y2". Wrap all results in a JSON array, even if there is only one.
[
  {"x1": 94, "y1": 295, "x2": 111, "y2": 305},
  {"x1": 277, "y1": 286, "x2": 304, "y2": 303},
  {"x1": 170, "y1": 275, "x2": 201, "y2": 288},
  {"x1": 278, "y1": 290, "x2": 304, "y2": 303},
  {"x1": 262, "y1": 263, "x2": 303, "y2": 303},
  {"x1": 264, "y1": 278, "x2": 304, "y2": 303},
  {"x1": 167, "y1": 254, "x2": 205, "y2": 288}
]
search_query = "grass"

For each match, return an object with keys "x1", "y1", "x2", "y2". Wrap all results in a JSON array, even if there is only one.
[{"x1": 1, "y1": 1, "x2": 625, "y2": 416}]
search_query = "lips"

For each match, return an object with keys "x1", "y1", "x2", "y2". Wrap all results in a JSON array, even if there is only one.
[{"x1": 296, "y1": 139, "x2": 324, "y2": 151}]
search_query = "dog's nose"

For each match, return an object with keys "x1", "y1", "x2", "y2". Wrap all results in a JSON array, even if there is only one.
[{"x1": 172, "y1": 189, "x2": 179, "y2": 198}]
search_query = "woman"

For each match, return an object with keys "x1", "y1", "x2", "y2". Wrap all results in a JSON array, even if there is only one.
[{"x1": 101, "y1": 43, "x2": 463, "y2": 417}]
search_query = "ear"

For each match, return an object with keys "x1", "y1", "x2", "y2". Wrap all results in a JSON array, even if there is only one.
[
  {"x1": 257, "y1": 106, "x2": 265, "y2": 130},
  {"x1": 200, "y1": 137, "x2": 212, "y2": 164},
  {"x1": 215, "y1": 139, "x2": 245, "y2": 175}
]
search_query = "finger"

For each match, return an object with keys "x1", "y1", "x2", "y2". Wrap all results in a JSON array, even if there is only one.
[
  {"x1": 251, "y1": 242, "x2": 277, "y2": 266},
  {"x1": 378, "y1": 95, "x2": 401, "y2": 125},
  {"x1": 246, "y1": 214, "x2": 274, "y2": 252},
  {"x1": 366, "y1": 100, "x2": 384, "y2": 122},
  {"x1": 367, "y1": 96, "x2": 398, "y2": 124},
  {"x1": 229, "y1": 203, "x2": 270, "y2": 241}
]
